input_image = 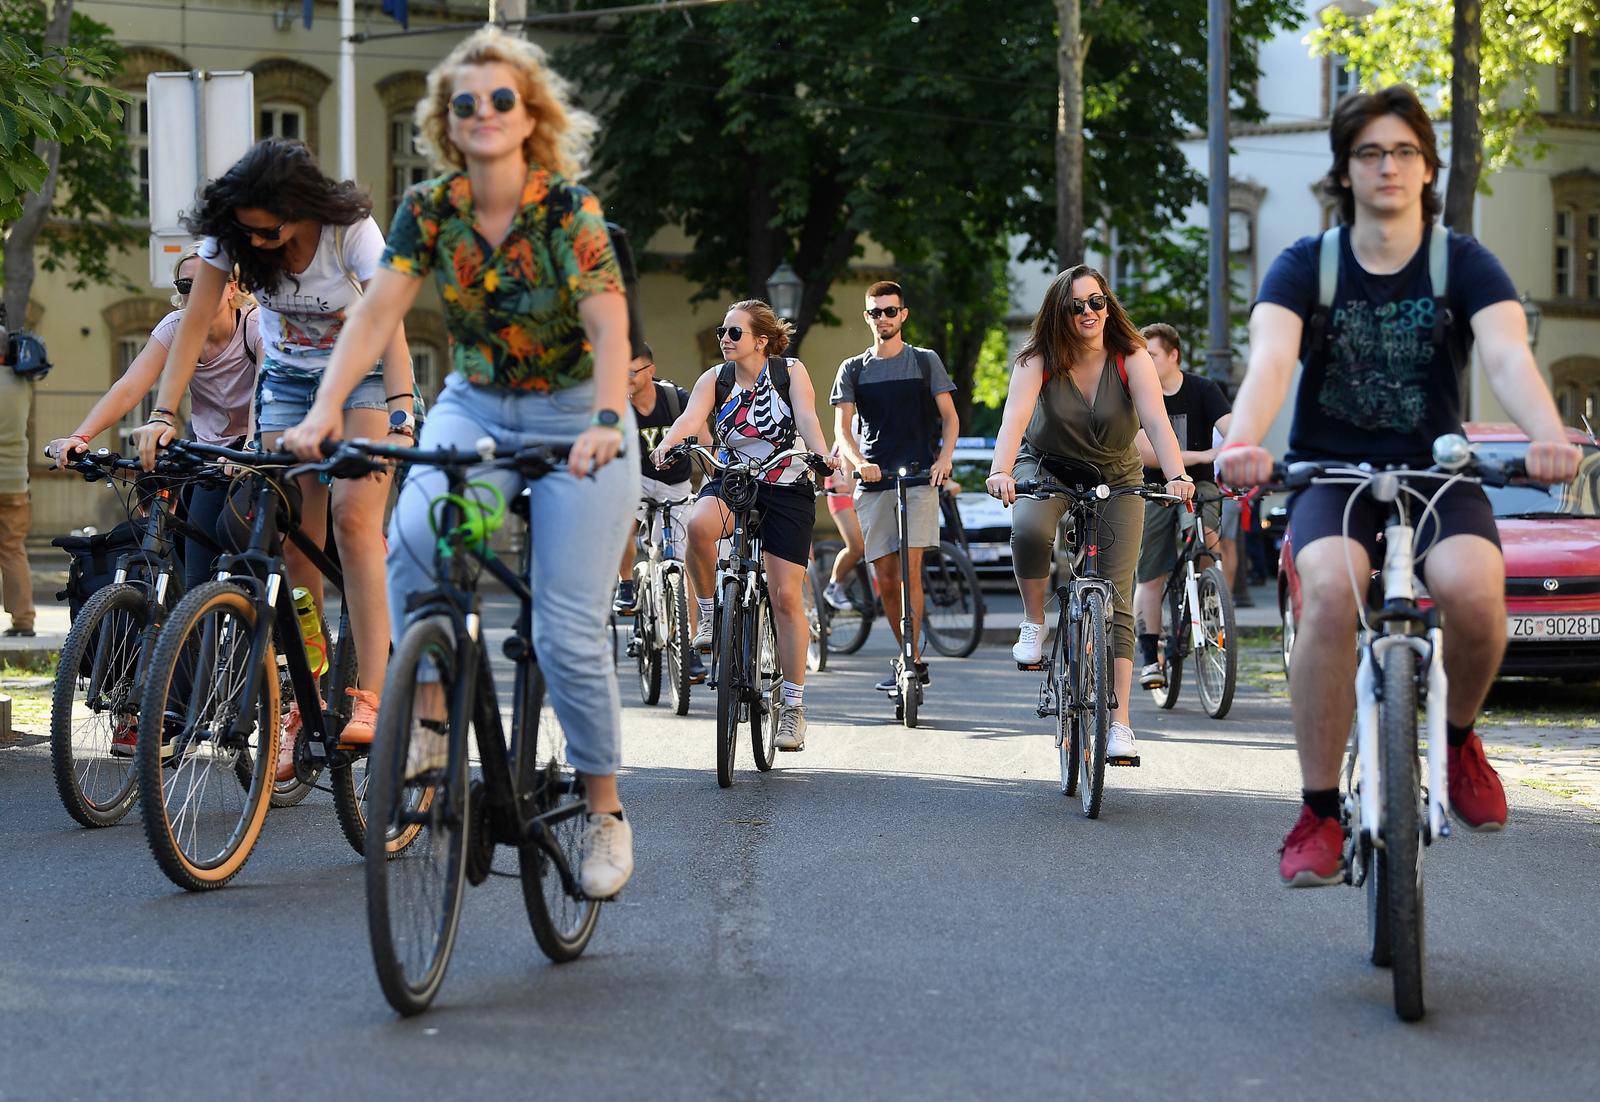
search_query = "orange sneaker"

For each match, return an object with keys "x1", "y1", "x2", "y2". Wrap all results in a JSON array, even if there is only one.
[
  {"x1": 276, "y1": 701, "x2": 304, "y2": 782},
  {"x1": 341, "y1": 688, "x2": 379, "y2": 746}
]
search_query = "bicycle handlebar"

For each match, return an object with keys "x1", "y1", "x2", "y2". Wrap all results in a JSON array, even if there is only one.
[
  {"x1": 852, "y1": 463, "x2": 932, "y2": 488},
  {"x1": 1262, "y1": 453, "x2": 1532, "y2": 493},
  {"x1": 664, "y1": 438, "x2": 830, "y2": 481},
  {"x1": 1014, "y1": 479, "x2": 1184, "y2": 506},
  {"x1": 330, "y1": 436, "x2": 572, "y2": 477}
]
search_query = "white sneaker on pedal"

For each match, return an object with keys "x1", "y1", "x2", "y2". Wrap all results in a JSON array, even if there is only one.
[
  {"x1": 404, "y1": 718, "x2": 449, "y2": 781},
  {"x1": 823, "y1": 581, "x2": 853, "y2": 611},
  {"x1": 1139, "y1": 662, "x2": 1166, "y2": 690},
  {"x1": 692, "y1": 618, "x2": 714, "y2": 652},
  {"x1": 579, "y1": 813, "x2": 634, "y2": 899},
  {"x1": 1012, "y1": 620, "x2": 1045, "y2": 665},
  {"x1": 1107, "y1": 722, "x2": 1139, "y2": 761},
  {"x1": 775, "y1": 705, "x2": 807, "y2": 751}
]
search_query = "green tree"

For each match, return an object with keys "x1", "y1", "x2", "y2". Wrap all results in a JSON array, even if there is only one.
[
  {"x1": 1, "y1": 0, "x2": 139, "y2": 324},
  {"x1": 1310, "y1": 0, "x2": 1599, "y2": 205}
]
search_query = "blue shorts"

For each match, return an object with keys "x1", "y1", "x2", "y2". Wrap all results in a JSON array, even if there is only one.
[{"x1": 255, "y1": 366, "x2": 388, "y2": 435}]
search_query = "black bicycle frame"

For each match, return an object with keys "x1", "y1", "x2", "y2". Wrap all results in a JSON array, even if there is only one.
[{"x1": 710, "y1": 488, "x2": 765, "y2": 703}]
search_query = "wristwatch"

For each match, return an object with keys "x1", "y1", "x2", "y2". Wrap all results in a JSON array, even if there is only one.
[
  {"x1": 389, "y1": 409, "x2": 416, "y2": 437},
  {"x1": 591, "y1": 409, "x2": 623, "y2": 433},
  {"x1": 1168, "y1": 472, "x2": 1194, "y2": 483}
]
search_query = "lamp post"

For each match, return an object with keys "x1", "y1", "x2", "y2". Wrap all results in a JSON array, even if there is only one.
[
  {"x1": 766, "y1": 262, "x2": 804, "y2": 320},
  {"x1": 1520, "y1": 293, "x2": 1542, "y2": 351}
]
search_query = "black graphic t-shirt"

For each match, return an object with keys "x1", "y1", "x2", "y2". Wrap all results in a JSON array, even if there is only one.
[
  {"x1": 1255, "y1": 226, "x2": 1516, "y2": 463},
  {"x1": 636, "y1": 381, "x2": 692, "y2": 483},
  {"x1": 1141, "y1": 371, "x2": 1232, "y2": 484}
]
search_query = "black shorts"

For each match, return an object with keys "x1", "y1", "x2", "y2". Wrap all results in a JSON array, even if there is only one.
[
  {"x1": 1287, "y1": 477, "x2": 1500, "y2": 570},
  {"x1": 699, "y1": 479, "x2": 816, "y2": 567}
]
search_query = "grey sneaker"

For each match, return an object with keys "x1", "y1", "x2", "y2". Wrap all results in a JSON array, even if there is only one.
[
  {"x1": 692, "y1": 617, "x2": 714, "y2": 652},
  {"x1": 823, "y1": 581, "x2": 853, "y2": 611},
  {"x1": 579, "y1": 812, "x2": 634, "y2": 899},
  {"x1": 775, "y1": 705, "x2": 807, "y2": 751},
  {"x1": 1139, "y1": 661, "x2": 1166, "y2": 689},
  {"x1": 405, "y1": 718, "x2": 449, "y2": 781}
]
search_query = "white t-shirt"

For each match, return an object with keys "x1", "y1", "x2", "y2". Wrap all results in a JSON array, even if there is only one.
[{"x1": 199, "y1": 217, "x2": 384, "y2": 375}]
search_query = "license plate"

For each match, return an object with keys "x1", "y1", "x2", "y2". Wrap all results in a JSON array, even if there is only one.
[
  {"x1": 969, "y1": 544, "x2": 1003, "y2": 564},
  {"x1": 1507, "y1": 614, "x2": 1600, "y2": 641}
]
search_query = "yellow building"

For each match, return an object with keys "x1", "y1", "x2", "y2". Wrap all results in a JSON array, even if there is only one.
[{"x1": 23, "y1": 0, "x2": 888, "y2": 537}]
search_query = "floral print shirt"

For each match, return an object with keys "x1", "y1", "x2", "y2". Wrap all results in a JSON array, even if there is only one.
[{"x1": 381, "y1": 166, "x2": 624, "y2": 392}]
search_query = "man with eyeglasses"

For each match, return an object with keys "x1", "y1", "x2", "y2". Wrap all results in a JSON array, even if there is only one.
[
  {"x1": 1219, "y1": 84, "x2": 1582, "y2": 886},
  {"x1": 831, "y1": 280, "x2": 960, "y2": 693}
]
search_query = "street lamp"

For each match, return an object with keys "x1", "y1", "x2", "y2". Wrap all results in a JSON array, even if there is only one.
[
  {"x1": 766, "y1": 261, "x2": 804, "y2": 320},
  {"x1": 1520, "y1": 293, "x2": 1542, "y2": 351}
]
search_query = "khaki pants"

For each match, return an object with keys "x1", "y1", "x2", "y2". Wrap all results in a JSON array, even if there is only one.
[{"x1": 0, "y1": 492, "x2": 34, "y2": 632}]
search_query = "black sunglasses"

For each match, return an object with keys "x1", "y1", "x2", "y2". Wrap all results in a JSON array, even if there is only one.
[
  {"x1": 866, "y1": 306, "x2": 903, "y2": 319},
  {"x1": 1069, "y1": 294, "x2": 1108, "y2": 316},
  {"x1": 715, "y1": 325, "x2": 745, "y2": 343},
  {"x1": 451, "y1": 87, "x2": 519, "y2": 119},
  {"x1": 236, "y1": 217, "x2": 288, "y2": 242},
  {"x1": 173, "y1": 278, "x2": 194, "y2": 296}
]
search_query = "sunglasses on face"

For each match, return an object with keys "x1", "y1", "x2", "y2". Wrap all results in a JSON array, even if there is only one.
[
  {"x1": 866, "y1": 306, "x2": 903, "y2": 319},
  {"x1": 450, "y1": 87, "x2": 519, "y2": 119},
  {"x1": 715, "y1": 325, "x2": 745, "y2": 343},
  {"x1": 173, "y1": 278, "x2": 194, "y2": 296},
  {"x1": 236, "y1": 217, "x2": 288, "y2": 242},
  {"x1": 1069, "y1": 294, "x2": 1108, "y2": 316}
]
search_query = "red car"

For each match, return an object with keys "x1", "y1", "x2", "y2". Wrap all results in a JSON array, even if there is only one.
[{"x1": 1278, "y1": 424, "x2": 1600, "y2": 681}]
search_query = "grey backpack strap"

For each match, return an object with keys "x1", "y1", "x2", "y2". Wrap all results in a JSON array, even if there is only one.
[
  {"x1": 659, "y1": 380, "x2": 683, "y2": 422},
  {"x1": 1317, "y1": 226, "x2": 1341, "y2": 310},
  {"x1": 1427, "y1": 222, "x2": 1449, "y2": 300}
]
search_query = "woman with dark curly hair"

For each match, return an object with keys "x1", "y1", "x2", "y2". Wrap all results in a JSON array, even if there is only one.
[{"x1": 134, "y1": 138, "x2": 414, "y2": 778}]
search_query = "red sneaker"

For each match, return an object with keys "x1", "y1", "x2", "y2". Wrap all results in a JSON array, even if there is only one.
[
  {"x1": 1279, "y1": 804, "x2": 1345, "y2": 887},
  {"x1": 1449, "y1": 732, "x2": 1507, "y2": 832},
  {"x1": 110, "y1": 714, "x2": 138, "y2": 758},
  {"x1": 340, "y1": 688, "x2": 379, "y2": 747}
]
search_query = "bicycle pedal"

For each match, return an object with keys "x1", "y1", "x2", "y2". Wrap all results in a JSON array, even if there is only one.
[
  {"x1": 1107, "y1": 755, "x2": 1141, "y2": 768},
  {"x1": 1017, "y1": 661, "x2": 1046, "y2": 672}
]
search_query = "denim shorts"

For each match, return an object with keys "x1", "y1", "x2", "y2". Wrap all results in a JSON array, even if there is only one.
[{"x1": 255, "y1": 366, "x2": 388, "y2": 434}]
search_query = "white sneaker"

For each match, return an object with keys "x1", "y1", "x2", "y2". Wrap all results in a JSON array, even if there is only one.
[
  {"x1": 579, "y1": 813, "x2": 634, "y2": 899},
  {"x1": 775, "y1": 705, "x2": 807, "y2": 751},
  {"x1": 1012, "y1": 620, "x2": 1045, "y2": 665},
  {"x1": 404, "y1": 718, "x2": 449, "y2": 781},
  {"x1": 1107, "y1": 722, "x2": 1139, "y2": 761},
  {"x1": 692, "y1": 618, "x2": 714, "y2": 652},
  {"x1": 823, "y1": 581, "x2": 853, "y2": 611}
]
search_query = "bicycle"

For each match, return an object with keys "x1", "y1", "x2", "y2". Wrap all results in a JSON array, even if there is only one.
[
  {"x1": 1147, "y1": 487, "x2": 1239, "y2": 718},
  {"x1": 133, "y1": 439, "x2": 377, "y2": 891},
  {"x1": 923, "y1": 485, "x2": 986, "y2": 659},
  {"x1": 1258, "y1": 435, "x2": 1526, "y2": 1022},
  {"x1": 627, "y1": 495, "x2": 695, "y2": 714},
  {"x1": 1014, "y1": 474, "x2": 1179, "y2": 819},
  {"x1": 813, "y1": 538, "x2": 874, "y2": 655},
  {"x1": 663, "y1": 439, "x2": 830, "y2": 788},
  {"x1": 341, "y1": 437, "x2": 601, "y2": 1016}
]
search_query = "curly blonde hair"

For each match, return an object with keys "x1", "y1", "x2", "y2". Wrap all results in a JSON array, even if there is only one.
[
  {"x1": 170, "y1": 247, "x2": 253, "y2": 310},
  {"x1": 415, "y1": 26, "x2": 598, "y2": 178}
]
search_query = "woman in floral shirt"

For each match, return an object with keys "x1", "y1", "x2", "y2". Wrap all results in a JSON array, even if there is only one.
[{"x1": 283, "y1": 27, "x2": 638, "y2": 899}]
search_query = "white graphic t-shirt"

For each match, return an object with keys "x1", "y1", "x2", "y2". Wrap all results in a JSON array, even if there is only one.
[{"x1": 199, "y1": 217, "x2": 384, "y2": 377}]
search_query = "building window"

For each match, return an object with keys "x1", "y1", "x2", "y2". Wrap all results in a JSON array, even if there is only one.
[
  {"x1": 1556, "y1": 208, "x2": 1575, "y2": 297},
  {"x1": 1329, "y1": 55, "x2": 1358, "y2": 114},
  {"x1": 127, "y1": 93, "x2": 150, "y2": 212},
  {"x1": 1552, "y1": 358, "x2": 1600, "y2": 428},
  {"x1": 115, "y1": 337, "x2": 157, "y2": 442},
  {"x1": 390, "y1": 114, "x2": 431, "y2": 221},
  {"x1": 1556, "y1": 35, "x2": 1600, "y2": 118},
  {"x1": 412, "y1": 345, "x2": 444, "y2": 405},
  {"x1": 259, "y1": 103, "x2": 306, "y2": 142}
]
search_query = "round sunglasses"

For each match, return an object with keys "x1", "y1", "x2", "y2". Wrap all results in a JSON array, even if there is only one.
[
  {"x1": 451, "y1": 87, "x2": 519, "y2": 119},
  {"x1": 715, "y1": 325, "x2": 746, "y2": 343},
  {"x1": 1069, "y1": 293, "x2": 1108, "y2": 316}
]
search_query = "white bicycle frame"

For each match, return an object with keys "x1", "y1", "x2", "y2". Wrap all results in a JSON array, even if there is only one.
[{"x1": 636, "y1": 497, "x2": 692, "y2": 641}]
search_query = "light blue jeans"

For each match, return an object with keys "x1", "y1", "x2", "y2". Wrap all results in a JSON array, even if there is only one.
[{"x1": 386, "y1": 373, "x2": 639, "y2": 775}]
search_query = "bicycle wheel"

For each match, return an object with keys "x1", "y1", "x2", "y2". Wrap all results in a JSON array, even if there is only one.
[
  {"x1": 1379, "y1": 645, "x2": 1426, "y2": 1022},
  {"x1": 715, "y1": 576, "x2": 744, "y2": 788},
  {"x1": 516, "y1": 662, "x2": 603, "y2": 962},
  {"x1": 1077, "y1": 589, "x2": 1111, "y2": 819},
  {"x1": 51, "y1": 583, "x2": 145, "y2": 828},
  {"x1": 663, "y1": 566, "x2": 692, "y2": 715},
  {"x1": 366, "y1": 615, "x2": 467, "y2": 1015},
  {"x1": 137, "y1": 582, "x2": 278, "y2": 891},
  {"x1": 900, "y1": 661, "x2": 919, "y2": 729},
  {"x1": 1151, "y1": 582, "x2": 1184, "y2": 710},
  {"x1": 1363, "y1": 814, "x2": 1390, "y2": 968},
  {"x1": 635, "y1": 579, "x2": 663, "y2": 706},
  {"x1": 805, "y1": 557, "x2": 828, "y2": 672},
  {"x1": 1055, "y1": 655, "x2": 1078, "y2": 796},
  {"x1": 751, "y1": 598, "x2": 780, "y2": 771},
  {"x1": 922, "y1": 541, "x2": 984, "y2": 659},
  {"x1": 815, "y1": 539, "x2": 873, "y2": 654},
  {"x1": 330, "y1": 628, "x2": 419, "y2": 856},
  {"x1": 1195, "y1": 564, "x2": 1238, "y2": 719}
]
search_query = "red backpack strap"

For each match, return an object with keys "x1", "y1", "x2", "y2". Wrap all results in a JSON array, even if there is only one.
[{"x1": 1115, "y1": 353, "x2": 1129, "y2": 394}]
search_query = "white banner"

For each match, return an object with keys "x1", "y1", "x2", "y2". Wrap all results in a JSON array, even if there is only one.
[{"x1": 146, "y1": 70, "x2": 254, "y2": 287}]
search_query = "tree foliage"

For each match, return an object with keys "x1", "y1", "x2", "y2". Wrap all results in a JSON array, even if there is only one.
[{"x1": 1310, "y1": 0, "x2": 1599, "y2": 179}]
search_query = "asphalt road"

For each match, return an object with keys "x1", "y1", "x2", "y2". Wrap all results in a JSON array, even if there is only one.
[{"x1": 3, "y1": 605, "x2": 1598, "y2": 1100}]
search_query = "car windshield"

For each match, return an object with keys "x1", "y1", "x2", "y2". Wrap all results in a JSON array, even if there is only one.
[{"x1": 1475, "y1": 442, "x2": 1600, "y2": 519}]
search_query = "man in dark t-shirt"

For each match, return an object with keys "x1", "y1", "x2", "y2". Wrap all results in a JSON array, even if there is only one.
[{"x1": 1218, "y1": 85, "x2": 1581, "y2": 889}]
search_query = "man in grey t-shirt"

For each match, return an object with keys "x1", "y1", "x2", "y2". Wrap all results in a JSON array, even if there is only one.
[{"x1": 830, "y1": 280, "x2": 959, "y2": 693}]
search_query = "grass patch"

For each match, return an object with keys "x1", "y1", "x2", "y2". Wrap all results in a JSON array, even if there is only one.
[{"x1": 1521, "y1": 777, "x2": 1582, "y2": 801}]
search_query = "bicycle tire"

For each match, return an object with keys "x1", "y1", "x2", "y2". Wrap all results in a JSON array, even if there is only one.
[
  {"x1": 331, "y1": 628, "x2": 419, "y2": 857},
  {"x1": 1151, "y1": 581, "x2": 1183, "y2": 710},
  {"x1": 1195, "y1": 565, "x2": 1238, "y2": 719},
  {"x1": 922, "y1": 540, "x2": 984, "y2": 658},
  {"x1": 815, "y1": 539, "x2": 873, "y2": 654},
  {"x1": 1380, "y1": 645, "x2": 1426, "y2": 1022},
  {"x1": 137, "y1": 581, "x2": 278, "y2": 891},
  {"x1": 751, "y1": 598, "x2": 779, "y2": 771},
  {"x1": 1364, "y1": 827, "x2": 1390, "y2": 968},
  {"x1": 635, "y1": 579, "x2": 663, "y2": 705},
  {"x1": 1056, "y1": 655, "x2": 1077, "y2": 796},
  {"x1": 519, "y1": 664, "x2": 602, "y2": 963},
  {"x1": 715, "y1": 576, "x2": 743, "y2": 788},
  {"x1": 365, "y1": 615, "x2": 468, "y2": 1016},
  {"x1": 664, "y1": 566, "x2": 692, "y2": 715},
  {"x1": 51, "y1": 584, "x2": 145, "y2": 828},
  {"x1": 901, "y1": 664, "x2": 919, "y2": 729},
  {"x1": 1078, "y1": 589, "x2": 1111, "y2": 819},
  {"x1": 805, "y1": 557, "x2": 828, "y2": 672}
]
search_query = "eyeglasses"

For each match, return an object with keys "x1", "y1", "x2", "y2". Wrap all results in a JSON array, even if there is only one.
[
  {"x1": 1351, "y1": 143, "x2": 1423, "y2": 167},
  {"x1": 628, "y1": 364, "x2": 654, "y2": 377},
  {"x1": 236, "y1": 217, "x2": 288, "y2": 242},
  {"x1": 866, "y1": 306, "x2": 903, "y2": 319},
  {"x1": 715, "y1": 326, "x2": 745, "y2": 343},
  {"x1": 1069, "y1": 294, "x2": 1108, "y2": 316},
  {"x1": 450, "y1": 87, "x2": 519, "y2": 119},
  {"x1": 173, "y1": 278, "x2": 194, "y2": 296}
]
